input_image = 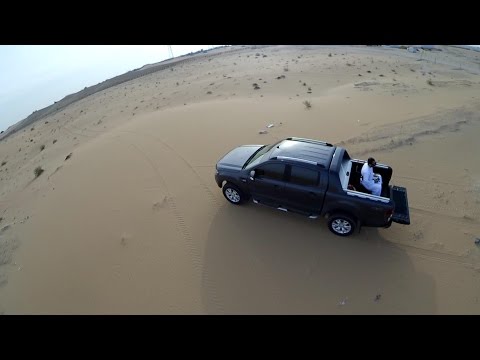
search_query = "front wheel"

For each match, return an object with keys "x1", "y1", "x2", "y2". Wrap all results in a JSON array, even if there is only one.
[
  {"x1": 222, "y1": 183, "x2": 245, "y2": 205},
  {"x1": 328, "y1": 213, "x2": 356, "y2": 236}
]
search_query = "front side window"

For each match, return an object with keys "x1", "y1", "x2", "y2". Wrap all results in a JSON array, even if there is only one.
[
  {"x1": 289, "y1": 166, "x2": 319, "y2": 186},
  {"x1": 255, "y1": 163, "x2": 286, "y2": 181}
]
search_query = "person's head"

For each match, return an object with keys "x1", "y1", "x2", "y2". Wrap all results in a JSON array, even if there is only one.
[{"x1": 367, "y1": 157, "x2": 377, "y2": 167}]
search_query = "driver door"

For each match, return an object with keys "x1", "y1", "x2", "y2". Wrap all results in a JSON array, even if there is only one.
[{"x1": 248, "y1": 162, "x2": 286, "y2": 207}]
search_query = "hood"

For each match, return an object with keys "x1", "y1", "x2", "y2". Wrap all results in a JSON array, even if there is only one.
[{"x1": 217, "y1": 145, "x2": 264, "y2": 170}]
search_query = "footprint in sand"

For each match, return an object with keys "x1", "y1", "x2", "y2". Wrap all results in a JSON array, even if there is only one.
[
  {"x1": 152, "y1": 196, "x2": 168, "y2": 212},
  {"x1": 120, "y1": 232, "x2": 131, "y2": 246}
]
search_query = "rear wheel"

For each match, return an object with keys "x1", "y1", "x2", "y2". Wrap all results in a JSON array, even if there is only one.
[
  {"x1": 328, "y1": 213, "x2": 356, "y2": 236},
  {"x1": 222, "y1": 183, "x2": 245, "y2": 205}
]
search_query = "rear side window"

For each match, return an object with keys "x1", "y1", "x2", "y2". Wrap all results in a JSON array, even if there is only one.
[
  {"x1": 256, "y1": 163, "x2": 285, "y2": 181},
  {"x1": 289, "y1": 166, "x2": 319, "y2": 186}
]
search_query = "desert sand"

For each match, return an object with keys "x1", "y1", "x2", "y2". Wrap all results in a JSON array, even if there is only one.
[{"x1": 1, "y1": 45, "x2": 480, "y2": 314}]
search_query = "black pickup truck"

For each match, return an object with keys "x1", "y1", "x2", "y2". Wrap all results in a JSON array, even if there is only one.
[{"x1": 214, "y1": 137, "x2": 410, "y2": 236}]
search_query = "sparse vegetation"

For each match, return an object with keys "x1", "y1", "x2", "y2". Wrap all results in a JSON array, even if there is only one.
[
  {"x1": 34, "y1": 166, "x2": 44, "y2": 178},
  {"x1": 40, "y1": 145, "x2": 45, "y2": 151},
  {"x1": 328, "y1": 53, "x2": 332, "y2": 57},
  {"x1": 31, "y1": 127, "x2": 34, "y2": 131},
  {"x1": 427, "y1": 79, "x2": 434, "y2": 86},
  {"x1": 206, "y1": 91, "x2": 212, "y2": 95},
  {"x1": 303, "y1": 100, "x2": 312, "y2": 109},
  {"x1": 1, "y1": 161, "x2": 6, "y2": 166},
  {"x1": 53, "y1": 139, "x2": 57, "y2": 144}
]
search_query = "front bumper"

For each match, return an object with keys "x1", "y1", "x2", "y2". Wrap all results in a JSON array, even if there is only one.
[{"x1": 214, "y1": 171, "x2": 222, "y2": 188}]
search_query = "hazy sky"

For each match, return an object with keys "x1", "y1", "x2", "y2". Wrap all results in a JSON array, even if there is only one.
[{"x1": 0, "y1": 45, "x2": 219, "y2": 132}]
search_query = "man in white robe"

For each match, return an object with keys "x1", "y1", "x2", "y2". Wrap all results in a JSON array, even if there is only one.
[{"x1": 361, "y1": 157, "x2": 382, "y2": 196}]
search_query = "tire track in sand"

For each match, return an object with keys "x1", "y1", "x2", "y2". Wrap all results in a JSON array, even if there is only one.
[{"x1": 121, "y1": 138, "x2": 225, "y2": 314}]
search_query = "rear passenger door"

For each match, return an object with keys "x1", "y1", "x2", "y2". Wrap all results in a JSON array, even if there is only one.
[
  {"x1": 248, "y1": 162, "x2": 287, "y2": 207},
  {"x1": 283, "y1": 165, "x2": 325, "y2": 214}
]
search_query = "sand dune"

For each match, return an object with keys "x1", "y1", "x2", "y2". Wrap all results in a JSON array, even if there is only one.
[{"x1": 1, "y1": 45, "x2": 480, "y2": 314}]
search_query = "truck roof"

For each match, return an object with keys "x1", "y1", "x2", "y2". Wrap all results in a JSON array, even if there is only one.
[{"x1": 269, "y1": 137, "x2": 337, "y2": 168}]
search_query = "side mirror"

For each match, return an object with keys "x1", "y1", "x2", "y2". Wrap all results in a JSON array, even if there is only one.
[{"x1": 249, "y1": 170, "x2": 255, "y2": 180}]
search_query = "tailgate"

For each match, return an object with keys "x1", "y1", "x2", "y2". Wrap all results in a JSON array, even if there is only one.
[{"x1": 391, "y1": 186, "x2": 410, "y2": 225}]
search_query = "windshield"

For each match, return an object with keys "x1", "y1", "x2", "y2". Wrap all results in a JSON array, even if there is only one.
[{"x1": 244, "y1": 143, "x2": 276, "y2": 169}]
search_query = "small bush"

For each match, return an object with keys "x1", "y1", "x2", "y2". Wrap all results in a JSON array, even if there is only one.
[
  {"x1": 53, "y1": 139, "x2": 57, "y2": 144},
  {"x1": 303, "y1": 100, "x2": 312, "y2": 109},
  {"x1": 40, "y1": 145, "x2": 45, "y2": 151},
  {"x1": 34, "y1": 166, "x2": 44, "y2": 178},
  {"x1": 206, "y1": 91, "x2": 212, "y2": 95},
  {"x1": 1, "y1": 161, "x2": 6, "y2": 166},
  {"x1": 328, "y1": 53, "x2": 332, "y2": 57},
  {"x1": 427, "y1": 79, "x2": 434, "y2": 86}
]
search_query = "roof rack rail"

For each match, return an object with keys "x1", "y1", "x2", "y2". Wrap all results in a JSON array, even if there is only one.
[
  {"x1": 286, "y1": 137, "x2": 333, "y2": 147},
  {"x1": 272, "y1": 156, "x2": 325, "y2": 168}
]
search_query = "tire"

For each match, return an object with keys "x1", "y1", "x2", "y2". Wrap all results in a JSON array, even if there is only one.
[
  {"x1": 328, "y1": 213, "x2": 356, "y2": 237},
  {"x1": 222, "y1": 183, "x2": 245, "y2": 205}
]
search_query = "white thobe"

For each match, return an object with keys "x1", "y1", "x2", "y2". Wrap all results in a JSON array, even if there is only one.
[{"x1": 361, "y1": 162, "x2": 382, "y2": 196}]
